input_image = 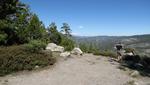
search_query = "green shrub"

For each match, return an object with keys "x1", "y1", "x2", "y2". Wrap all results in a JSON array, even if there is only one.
[
  {"x1": 122, "y1": 55, "x2": 141, "y2": 63},
  {"x1": 121, "y1": 55, "x2": 150, "y2": 72},
  {"x1": 0, "y1": 45, "x2": 55, "y2": 76},
  {"x1": 79, "y1": 43, "x2": 88, "y2": 52},
  {"x1": 60, "y1": 36, "x2": 75, "y2": 51},
  {"x1": 0, "y1": 33, "x2": 7, "y2": 45},
  {"x1": 79, "y1": 43, "x2": 99, "y2": 53},
  {"x1": 140, "y1": 55, "x2": 150, "y2": 69},
  {"x1": 24, "y1": 40, "x2": 46, "y2": 53},
  {"x1": 49, "y1": 32, "x2": 62, "y2": 45},
  {"x1": 93, "y1": 50, "x2": 117, "y2": 58},
  {"x1": 93, "y1": 50, "x2": 102, "y2": 55}
]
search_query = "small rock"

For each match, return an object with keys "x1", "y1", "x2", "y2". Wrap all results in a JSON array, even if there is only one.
[
  {"x1": 71, "y1": 48, "x2": 83, "y2": 55},
  {"x1": 4, "y1": 80, "x2": 8, "y2": 82},
  {"x1": 124, "y1": 80, "x2": 139, "y2": 85},
  {"x1": 60, "y1": 52, "x2": 71, "y2": 60},
  {"x1": 96, "y1": 57, "x2": 101, "y2": 60},
  {"x1": 134, "y1": 82, "x2": 139, "y2": 85},
  {"x1": 130, "y1": 71, "x2": 140, "y2": 77},
  {"x1": 35, "y1": 65, "x2": 39, "y2": 69}
]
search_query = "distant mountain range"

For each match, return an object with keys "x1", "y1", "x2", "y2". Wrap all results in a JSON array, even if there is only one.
[{"x1": 73, "y1": 34, "x2": 150, "y2": 56}]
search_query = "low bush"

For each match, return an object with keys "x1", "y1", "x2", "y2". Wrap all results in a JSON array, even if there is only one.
[
  {"x1": 60, "y1": 36, "x2": 75, "y2": 51},
  {"x1": 93, "y1": 50, "x2": 117, "y2": 58},
  {"x1": 122, "y1": 55, "x2": 141, "y2": 63},
  {"x1": 93, "y1": 50, "x2": 102, "y2": 55},
  {"x1": 140, "y1": 56, "x2": 150, "y2": 69},
  {"x1": 49, "y1": 32, "x2": 62, "y2": 45},
  {"x1": 24, "y1": 40, "x2": 47, "y2": 53},
  {"x1": 79, "y1": 43, "x2": 99, "y2": 53},
  {"x1": 0, "y1": 45, "x2": 55, "y2": 76},
  {"x1": 0, "y1": 33, "x2": 7, "y2": 45},
  {"x1": 79, "y1": 43, "x2": 89, "y2": 53},
  {"x1": 121, "y1": 55, "x2": 150, "y2": 73}
]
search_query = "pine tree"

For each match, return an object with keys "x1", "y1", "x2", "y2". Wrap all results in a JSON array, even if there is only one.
[
  {"x1": 26, "y1": 14, "x2": 46, "y2": 40},
  {"x1": 0, "y1": 0, "x2": 29, "y2": 45},
  {"x1": 0, "y1": 0, "x2": 27, "y2": 19},
  {"x1": 47, "y1": 22, "x2": 61, "y2": 45},
  {"x1": 61, "y1": 23, "x2": 72, "y2": 37}
]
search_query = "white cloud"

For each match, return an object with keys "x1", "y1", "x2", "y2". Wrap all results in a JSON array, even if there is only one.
[
  {"x1": 60, "y1": 31, "x2": 65, "y2": 34},
  {"x1": 78, "y1": 26, "x2": 84, "y2": 29},
  {"x1": 71, "y1": 32, "x2": 79, "y2": 36}
]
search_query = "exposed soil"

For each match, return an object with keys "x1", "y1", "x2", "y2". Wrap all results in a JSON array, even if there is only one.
[{"x1": 0, "y1": 54, "x2": 149, "y2": 85}]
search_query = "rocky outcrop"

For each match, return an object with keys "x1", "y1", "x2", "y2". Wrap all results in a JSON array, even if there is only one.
[
  {"x1": 71, "y1": 48, "x2": 83, "y2": 55},
  {"x1": 46, "y1": 43, "x2": 64, "y2": 52}
]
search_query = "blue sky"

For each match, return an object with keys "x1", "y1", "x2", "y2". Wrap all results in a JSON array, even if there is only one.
[{"x1": 21, "y1": 0, "x2": 150, "y2": 36}]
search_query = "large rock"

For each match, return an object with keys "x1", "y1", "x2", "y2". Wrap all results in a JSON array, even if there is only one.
[
  {"x1": 46, "y1": 43, "x2": 64, "y2": 52},
  {"x1": 71, "y1": 48, "x2": 83, "y2": 55},
  {"x1": 60, "y1": 52, "x2": 71, "y2": 59}
]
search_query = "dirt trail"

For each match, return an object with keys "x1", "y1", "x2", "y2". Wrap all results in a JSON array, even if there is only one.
[{"x1": 0, "y1": 54, "x2": 149, "y2": 85}]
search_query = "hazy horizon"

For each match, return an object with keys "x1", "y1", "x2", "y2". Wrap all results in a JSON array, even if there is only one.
[
  {"x1": 21, "y1": 0, "x2": 150, "y2": 36},
  {"x1": 73, "y1": 33, "x2": 150, "y2": 37}
]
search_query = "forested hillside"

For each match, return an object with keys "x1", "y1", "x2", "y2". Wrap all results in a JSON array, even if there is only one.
[{"x1": 74, "y1": 34, "x2": 150, "y2": 56}]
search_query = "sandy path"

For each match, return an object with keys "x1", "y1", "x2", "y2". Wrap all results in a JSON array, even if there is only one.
[{"x1": 0, "y1": 54, "x2": 149, "y2": 85}]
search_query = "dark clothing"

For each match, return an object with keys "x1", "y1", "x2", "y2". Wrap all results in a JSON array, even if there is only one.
[
  {"x1": 115, "y1": 44, "x2": 124, "y2": 58},
  {"x1": 115, "y1": 43, "x2": 124, "y2": 61},
  {"x1": 116, "y1": 44, "x2": 123, "y2": 51}
]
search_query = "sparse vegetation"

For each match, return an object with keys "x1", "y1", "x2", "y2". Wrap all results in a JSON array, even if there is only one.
[
  {"x1": 79, "y1": 42, "x2": 99, "y2": 53},
  {"x1": 93, "y1": 50, "x2": 117, "y2": 58},
  {"x1": 79, "y1": 42, "x2": 117, "y2": 58},
  {"x1": 60, "y1": 36, "x2": 75, "y2": 51}
]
